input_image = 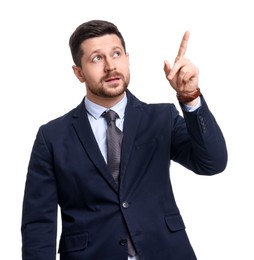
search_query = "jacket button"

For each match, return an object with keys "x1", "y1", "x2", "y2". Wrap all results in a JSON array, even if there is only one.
[
  {"x1": 122, "y1": 201, "x2": 129, "y2": 208},
  {"x1": 119, "y1": 239, "x2": 127, "y2": 246},
  {"x1": 198, "y1": 116, "x2": 207, "y2": 133}
]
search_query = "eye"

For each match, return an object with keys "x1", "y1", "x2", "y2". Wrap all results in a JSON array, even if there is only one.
[
  {"x1": 92, "y1": 55, "x2": 102, "y2": 63},
  {"x1": 113, "y1": 51, "x2": 121, "y2": 58}
]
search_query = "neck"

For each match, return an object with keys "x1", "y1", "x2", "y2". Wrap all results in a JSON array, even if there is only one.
[{"x1": 86, "y1": 92, "x2": 126, "y2": 108}]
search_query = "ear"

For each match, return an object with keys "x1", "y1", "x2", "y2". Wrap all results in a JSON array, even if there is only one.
[{"x1": 72, "y1": 65, "x2": 86, "y2": 83}]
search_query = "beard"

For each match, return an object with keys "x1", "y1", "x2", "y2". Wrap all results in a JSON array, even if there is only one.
[{"x1": 86, "y1": 72, "x2": 130, "y2": 98}]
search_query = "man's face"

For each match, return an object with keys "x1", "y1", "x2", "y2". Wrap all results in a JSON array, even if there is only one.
[{"x1": 73, "y1": 34, "x2": 130, "y2": 102}]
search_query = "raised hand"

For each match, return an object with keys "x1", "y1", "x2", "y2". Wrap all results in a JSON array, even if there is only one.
[{"x1": 164, "y1": 31, "x2": 200, "y2": 103}]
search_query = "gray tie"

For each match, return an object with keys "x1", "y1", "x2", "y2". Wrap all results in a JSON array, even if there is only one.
[
  {"x1": 102, "y1": 110, "x2": 123, "y2": 185},
  {"x1": 102, "y1": 110, "x2": 136, "y2": 257}
]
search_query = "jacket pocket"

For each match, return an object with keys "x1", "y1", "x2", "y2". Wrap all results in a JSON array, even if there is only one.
[
  {"x1": 58, "y1": 232, "x2": 88, "y2": 253},
  {"x1": 165, "y1": 214, "x2": 186, "y2": 232}
]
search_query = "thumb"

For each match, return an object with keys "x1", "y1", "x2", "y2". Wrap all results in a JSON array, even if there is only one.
[{"x1": 164, "y1": 60, "x2": 172, "y2": 79}]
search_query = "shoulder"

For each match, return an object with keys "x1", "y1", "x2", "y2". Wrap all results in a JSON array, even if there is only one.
[
  {"x1": 38, "y1": 99, "x2": 85, "y2": 134},
  {"x1": 126, "y1": 90, "x2": 179, "y2": 115}
]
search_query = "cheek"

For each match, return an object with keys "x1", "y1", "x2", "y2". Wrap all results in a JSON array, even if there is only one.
[
  {"x1": 89, "y1": 71, "x2": 102, "y2": 82},
  {"x1": 83, "y1": 64, "x2": 104, "y2": 78},
  {"x1": 122, "y1": 64, "x2": 130, "y2": 77},
  {"x1": 83, "y1": 67, "x2": 102, "y2": 83},
  {"x1": 122, "y1": 58, "x2": 130, "y2": 70}
]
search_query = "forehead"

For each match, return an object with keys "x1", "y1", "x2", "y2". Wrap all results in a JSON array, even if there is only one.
[{"x1": 80, "y1": 34, "x2": 123, "y2": 56}]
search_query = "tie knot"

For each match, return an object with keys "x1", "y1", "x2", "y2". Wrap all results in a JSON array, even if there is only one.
[{"x1": 102, "y1": 110, "x2": 119, "y2": 124}]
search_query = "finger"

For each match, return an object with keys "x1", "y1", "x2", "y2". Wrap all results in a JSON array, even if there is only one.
[
  {"x1": 168, "y1": 62, "x2": 181, "y2": 80},
  {"x1": 175, "y1": 31, "x2": 190, "y2": 62},
  {"x1": 177, "y1": 70, "x2": 191, "y2": 91},
  {"x1": 177, "y1": 65, "x2": 199, "y2": 91},
  {"x1": 182, "y1": 63, "x2": 199, "y2": 83},
  {"x1": 163, "y1": 60, "x2": 172, "y2": 79},
  {"x1": 168, "y1": 58, "x2": 190, "y2": 80}
]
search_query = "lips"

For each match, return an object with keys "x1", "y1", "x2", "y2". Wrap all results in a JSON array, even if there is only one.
[
  {"x1": 103, "y1": 73, "x2": 122, "y2": 82},
  {"x1": 105, "y1": 76, "x2": 120, "y2": 82}
]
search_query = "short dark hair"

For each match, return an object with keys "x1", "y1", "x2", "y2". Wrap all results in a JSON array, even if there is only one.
[{"x1": 69, "y1": 20, "x2": 126, "y2": 67}]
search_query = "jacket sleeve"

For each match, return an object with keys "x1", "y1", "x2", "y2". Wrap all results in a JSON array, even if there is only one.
[
  {"x1": 21, "y1": 126, "x2": 58, "y2": 260},
  {"x1": 171, "y1": 95, "x2": 228, "y2": 175}
]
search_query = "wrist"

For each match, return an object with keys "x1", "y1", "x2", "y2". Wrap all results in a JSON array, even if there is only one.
[{"x1": 176, "y1": 88, "x2": 201, "y2": 104}]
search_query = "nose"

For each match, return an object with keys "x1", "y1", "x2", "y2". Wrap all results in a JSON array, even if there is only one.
[{"x1": 104, "y1": 57, "x2": 116, "y2": 72}]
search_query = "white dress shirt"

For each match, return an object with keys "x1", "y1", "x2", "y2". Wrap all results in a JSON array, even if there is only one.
[{"x1": 85, "y1": 93, "x2": 127, "y2": 164}]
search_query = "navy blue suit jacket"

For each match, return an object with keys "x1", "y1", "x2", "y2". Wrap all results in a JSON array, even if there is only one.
[{"x1": 21, "y1": 90, "x2": 227, "y2": 260}]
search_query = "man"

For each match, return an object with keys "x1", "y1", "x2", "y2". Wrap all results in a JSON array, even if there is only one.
[{"x1": 21, "y1": 20, "x2": 227, "y2": 260}]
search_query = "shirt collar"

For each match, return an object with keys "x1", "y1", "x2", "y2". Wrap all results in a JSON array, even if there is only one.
[{"x1": 84, "y1": 92, "x2": 127, "y2": 120}]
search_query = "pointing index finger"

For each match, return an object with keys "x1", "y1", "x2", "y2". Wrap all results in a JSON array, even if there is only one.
[{"x1": 175, "y1": 31, "x2": 190, "y2": 61}]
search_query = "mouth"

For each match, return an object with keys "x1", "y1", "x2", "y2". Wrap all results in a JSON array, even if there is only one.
[{"x1": 104, "y1": 76, "x2": 121, "y2": 82}]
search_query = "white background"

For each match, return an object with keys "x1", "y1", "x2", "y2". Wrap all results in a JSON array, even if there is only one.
[{"x1": 1, "y1": 0, "x2": 253, "y2": 259}]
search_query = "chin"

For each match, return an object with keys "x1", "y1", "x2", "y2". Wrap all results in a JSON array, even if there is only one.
[{"x1": 105, "y1": 85, "x2": 127, "y2": 98}]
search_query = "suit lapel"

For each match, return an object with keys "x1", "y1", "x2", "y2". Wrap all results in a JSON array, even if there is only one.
[
  {"x1": 72, "y1": 101, "x2": 118, "y2": 192},
  {"x1": 120, "y1": 91, "x2": 143, "y2": 184},
  {"x1": 71, "y1": 92, "x2": 143, "y2": 193}
]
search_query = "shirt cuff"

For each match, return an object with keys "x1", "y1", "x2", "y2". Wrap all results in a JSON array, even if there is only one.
[{"x1": 181, "y1": 96, "x2": 201, "y2": 112}]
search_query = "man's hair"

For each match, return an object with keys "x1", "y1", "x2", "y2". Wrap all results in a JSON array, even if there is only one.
[{"x1": 69, "y1": 20, "x2": 126, "y2": 67}]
